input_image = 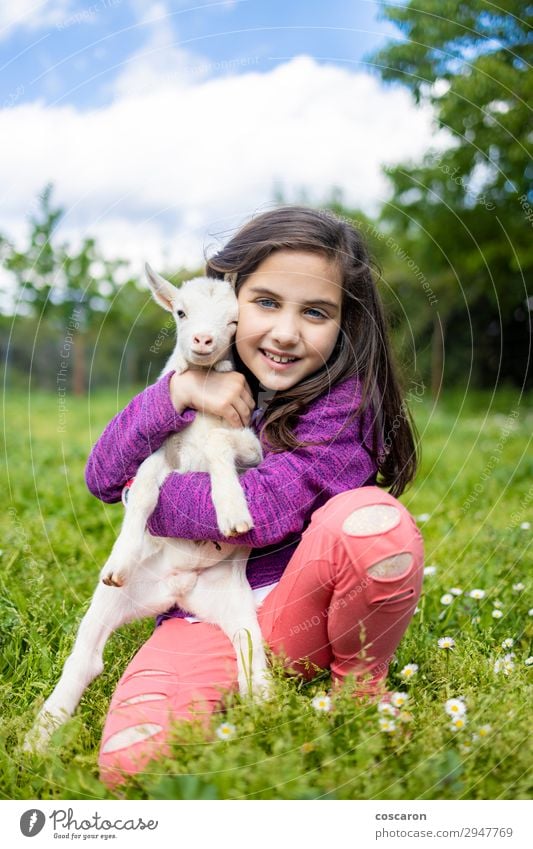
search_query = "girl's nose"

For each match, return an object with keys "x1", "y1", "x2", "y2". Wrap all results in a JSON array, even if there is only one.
[{"x1": 270, "y1": 315, "x2": 300, "y2": 346}]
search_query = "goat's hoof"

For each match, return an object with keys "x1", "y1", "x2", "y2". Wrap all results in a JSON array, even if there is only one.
[
  {"x1": 102, "y1": 573, "x2": 124, "y2": 587},
  {"x1": 220, "y1": 519, "x2": 254, "y2": 537}
]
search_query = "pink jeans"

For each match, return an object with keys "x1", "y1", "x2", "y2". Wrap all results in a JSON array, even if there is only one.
[{"x1": 99, "y1": 486, "x2": 424, "y2": 786}]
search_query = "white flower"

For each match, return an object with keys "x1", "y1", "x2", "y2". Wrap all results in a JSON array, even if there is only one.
[
  {"x1": 215, "y1": 722, "x2": 236, "y2": 740},
  {"x1": 494, "y1": 656, "x2": 515, "y2": 675},
  {"x1": 438, "y1": 636, "x2": 455, "y2": 650},
  {"x1": 378, "y1": 717, "x2": 397, "y2": 733},
  {"x1": 445, "y1": 698, "x2": 467, "y2": 717},
  {"x1": 471, "y1": 615, "x2": 481, "y2": 624},
  {"x1": 501, "y1": 638, "x2": 514, "y2": 649},
  {"x1": 450, "y1": 587, "x2": 463, "y2": 596},
  {"x1": 529, "y1": 609, "x2": 533, "y2": 617},
  {"x1": 450, "y1": 715, "x2": 468, "y2": 732},
  {"x1": 512, "y1": 582, "x2": 525, "y2": 592},
  {"x1": 311, "y1": 693, "x2": 332, "y2": 712},
  {"x1": 400, "y1": 663, "x2": 419, "y2": 680},
  {"x1": 417, "y1": 513, "x2": 431, "y2": 522},
  {"x1": 492, "y1": 609, "x2": 503, "y2": 619},
  {"x1": 440, "y1": 593, "x2": 454, "y2": 606},
  {"x1": 377, "y1": 701, "x2": 397, "y2": 716},
  {"x1": 390, "y1": 691, "x2": 409, "y2": 708},
  {"x1": 424, "y1": 565, "x2": 437, "y2": 576},
  {"x1": 469, "y1": 589, "x2": 486, "y2": 600},
  {"x1": 525, "y1": 657, "x2": 533, "y2": 667},
  {"x1": 520, "y1": 521, "x2": 530, "y2": 530},
  {"x1": 493, "y1": 599, "x2": 503, "y2": 609},
  {"x1": 478, "y1": 724, "x2": 492, "y2": 738}
]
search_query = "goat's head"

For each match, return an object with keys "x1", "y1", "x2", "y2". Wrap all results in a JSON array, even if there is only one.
[{"x1": 145, "y1": 263, "x2": 239, "y2": 368}]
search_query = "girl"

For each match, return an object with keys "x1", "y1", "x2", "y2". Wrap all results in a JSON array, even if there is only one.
[{"x1": 86, "y1": 205, "x2": 424, "y2": 786}]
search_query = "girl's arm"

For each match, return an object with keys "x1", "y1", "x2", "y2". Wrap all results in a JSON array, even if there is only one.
[
  {"x1": 85, "y1": 372, "x2": 196, "y2": 503},
  {"x1": 147, "y1": 377, "x2": 377, "y2": 548},
  {"x1": 85, "y1": 369, "x2": 256, "y2": 504}
]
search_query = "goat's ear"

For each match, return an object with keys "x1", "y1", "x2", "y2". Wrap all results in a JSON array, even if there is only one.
[
  {"x1": 224, "y1": 271, "x2": 238, "y2": 289},
  {"x1": 145, "y1": 263, "x2": 178, "y2": 313}
]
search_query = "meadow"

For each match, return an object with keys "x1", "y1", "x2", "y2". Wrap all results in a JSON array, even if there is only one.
[{"x1": 1, "y1": 385, "x2": 532, "y2": 800}]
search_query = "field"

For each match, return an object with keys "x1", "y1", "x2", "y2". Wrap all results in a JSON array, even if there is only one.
[{"x1": 1, "y1": 386, "x2": 532, "y2": 800}]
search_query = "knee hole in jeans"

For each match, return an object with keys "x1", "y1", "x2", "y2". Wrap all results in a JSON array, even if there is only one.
[
  {"x1": 367, "y1": 552, "x2": 413, "y2": 579},
  {"x1": 101, "y1": 724, "x2": 164, "y2": 754},
  {"x1": 342, "y1": 504, "x2": 401, "y2": 537}
]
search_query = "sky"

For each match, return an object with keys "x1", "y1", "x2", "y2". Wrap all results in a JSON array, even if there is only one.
[{"x1": 0, "y1": 0, "x2": 449, "y2": 276}]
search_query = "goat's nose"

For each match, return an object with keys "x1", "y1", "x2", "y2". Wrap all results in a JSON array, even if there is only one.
[{"x1": 192, "y1": 334, "x2": 214, "y2": 349}]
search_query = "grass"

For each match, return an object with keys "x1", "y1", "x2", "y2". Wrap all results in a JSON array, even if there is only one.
[{"x1": 1, "y1": 385, "x2": 532, "y2": 800}]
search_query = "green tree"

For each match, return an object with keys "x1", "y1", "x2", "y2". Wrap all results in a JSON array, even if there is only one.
[{"x1": 370, "y1": 0, "x2": 532, "y2": 395}]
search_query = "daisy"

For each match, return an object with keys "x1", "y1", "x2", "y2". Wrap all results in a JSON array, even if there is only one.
[
  {"x1": 525, "y1": 657, "x2": 533, "y2": 667},
  {"x1": 478, "y1": 724, "x2": 492, "y2": 737},
  {"x1": 450, "y1": 587, "x2": 463, "y2": 596},
  {"x1": 424, "y1": 565, "x2": 437, "y2": 576},
  {"x1": 501, "y1": 638, "x2": 514, "y2": 649},
  {"x1": 450, "y1": 716, "x2": 467, "y2": 731},
  {"x1": 438, "y1": 636, "x2": 455, "y2": 650},
  {"x1": 469, "y1": 589, "x2": 485, "y2": 600},
  {"x1": 417, "y1": 513, "x2": 431, "y2": 522},
  {"x1": 493, "y1": 656, "x2": 514, "y2": 675},
  {"x1": 377, "y1": 701, "x2": 397, "y2": 716},
  {"x1": 400, "y1": 663, "x2": 419, "y2": 680},
  {"x1": 440, "y1": 593, "x2": 454, "y2": 606},
  {"x1": 471, "y1": 615, "x2": 481, "y2": 624},
  {"x1": 520, "y1": 521, "x2": 530, "y2": 530},
  {"x1": 391, "y1": 691, "x2": 409, "y2": 708},
  {"x1": 216, "y1": 722, "x2": 236, "y2": 740},
  {"x1": 512, "y1": 582, "x2": 525, "y2": 592},
  {"x1": 493, "y1": 599, "x2": 503, "y2": 609},
  {"x1": 398, "y1": 710, "x2": 413, "y2": 724},
  {"x1": 378, "y1": 717, "x2": 397, "y2": 733},
  {"x1": 311, "y1": 693, "x2": 332, "y2": 712},
  {"x1": 529, "y1": 609, "x2": 533, "y2": 617},
  {"x1": 492, "y1": 609, "x2": 503, "y2": 619},
  {"x1": 445, "y1": 698, "x2": 467, "y2": 717}
]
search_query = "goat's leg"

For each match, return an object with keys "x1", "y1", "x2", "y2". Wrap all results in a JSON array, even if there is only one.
[
  {"x1": 183, "y1": 560, "x2": 270, "y2": 698},
  {"x1": 23, "y1": 583, "x2": 134, "y2": 753},
  {"x1": 24, "y1": 567, "x2": 197, "y2": 753},
  {"x1": 101, "y1": 448, "x2": 170, "y2": 587},
  {"x1": 204, "y1": 431, "x2": 255, "y2": 536}
]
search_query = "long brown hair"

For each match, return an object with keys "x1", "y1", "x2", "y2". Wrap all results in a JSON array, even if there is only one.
[{"x1": 204, "y1": 205, "x2": 418, "y2": 496}]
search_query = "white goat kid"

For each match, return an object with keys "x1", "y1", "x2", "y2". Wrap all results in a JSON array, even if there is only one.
[{"x1": 24, "y1": 265, "x2": 268, "y2": 754}]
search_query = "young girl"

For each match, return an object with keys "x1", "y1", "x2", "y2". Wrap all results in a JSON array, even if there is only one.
[{"x1": 85, "y1": 205, "x2": 424, "y2": 786}]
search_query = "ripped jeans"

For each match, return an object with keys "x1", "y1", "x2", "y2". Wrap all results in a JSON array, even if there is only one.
[{"x1": 99, "y1": 486, "x2": 424, "y2": 786}]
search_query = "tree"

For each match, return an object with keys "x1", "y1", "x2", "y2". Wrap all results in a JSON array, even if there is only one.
[{"x1": 370, "y1": 0, "x2": 532, "y2": 395}]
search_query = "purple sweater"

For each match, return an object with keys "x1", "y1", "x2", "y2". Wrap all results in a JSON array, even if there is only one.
[{"x1": 85, "y1": 371, "x2": 378, "y2": 619}]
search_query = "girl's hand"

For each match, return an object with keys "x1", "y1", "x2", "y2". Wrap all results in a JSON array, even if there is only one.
[{"x1": 170, "y1": 370, "x2": 255, "y2": 428}]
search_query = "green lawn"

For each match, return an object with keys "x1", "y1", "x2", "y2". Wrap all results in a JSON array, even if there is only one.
[{"x1": 1, "y1": 386, "x2": 532, "y2": 799}]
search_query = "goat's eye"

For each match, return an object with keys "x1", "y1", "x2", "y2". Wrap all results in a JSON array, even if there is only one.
[
  {"x1": 228, "y1": 320, "x2": 238, "y2": 327},
  {"x1": 176, "y1": 310, "x2": 186, "y2": 319}
]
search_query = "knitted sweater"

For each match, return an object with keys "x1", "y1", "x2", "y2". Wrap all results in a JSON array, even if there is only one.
[{"x1": 85, "y1": 371, "x2": 378, "y2": 619}]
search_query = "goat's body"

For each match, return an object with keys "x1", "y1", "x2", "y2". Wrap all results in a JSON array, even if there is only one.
[{"x1": 24, "y1": 272, "x2": 268, "y2": 753}]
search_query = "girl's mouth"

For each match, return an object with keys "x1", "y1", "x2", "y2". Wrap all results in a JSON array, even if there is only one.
[{"x1": 259, "y1": 349, "x2": 300, "y2": 370}]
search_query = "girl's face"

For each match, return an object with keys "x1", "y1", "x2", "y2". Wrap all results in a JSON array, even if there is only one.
[{"x1": 235, "y1": 250, "x2": 343, "y2": 391}]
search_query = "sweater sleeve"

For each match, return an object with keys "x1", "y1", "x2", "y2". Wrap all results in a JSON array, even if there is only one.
[
  {"x1": 85, "y1": 370, "x2": 196, "y2": 503},
  {"x1": 147, "y1": 377, "x2": 377, "y2": 548}
]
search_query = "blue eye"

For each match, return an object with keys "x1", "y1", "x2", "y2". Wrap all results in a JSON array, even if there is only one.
[
  {"x1": 305, "y1": 308, "x2": 327, "y2": 319},
  {"x1": 256, "y1": 298, "x2": 277, "y2": 308}
]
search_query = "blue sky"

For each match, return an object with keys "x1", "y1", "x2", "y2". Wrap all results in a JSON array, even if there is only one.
[
  {"x1": 0, "y1": 1, "x2": 447, "y2": 274},
  {"x1": 1, "y1": 1, "x2": 399, "y2": 109}
]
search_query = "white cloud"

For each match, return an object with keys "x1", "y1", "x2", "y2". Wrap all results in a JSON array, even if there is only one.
[
  {"x1": 0, "y1": 0, "x2": 75, "y2": 40},
  {"x1": 0, "y1": 55, "x2": 450, "y2": 276}
]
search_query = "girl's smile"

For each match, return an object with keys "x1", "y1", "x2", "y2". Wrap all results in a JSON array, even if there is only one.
[{"x1": 236, "y1": 250, "x2": 343, "y2": 391}]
